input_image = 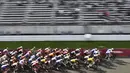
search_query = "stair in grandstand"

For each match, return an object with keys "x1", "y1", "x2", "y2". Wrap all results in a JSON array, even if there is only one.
[
  {"x1": 0, "y1": 1, "x2": 54, "y2": 25},
  {"x1": 55, "y1": 2, "x2": 80, "y2": 24},
  {"x1": 80, "y1": 0, "x2": 130, "y2": 23},
  {"x1": 0, "y1": 1, "x2": 27, "y2": 24},
  {"x1": 26, "y1": 3, "x2": 53, "y2": 24},
  {"x1": 81, "y1": 12, "x2": 105, "y2": 22}
]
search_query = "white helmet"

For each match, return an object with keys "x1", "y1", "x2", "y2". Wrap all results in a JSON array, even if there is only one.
[
  {"x1": 84, "y1": 50, "x2": 89, "y2": 53},
  {"x1": 95, "y1": 48, "x2": 97, "y2": 50},
  {"x1": 0, "y1": 51, "x2": 2, "y2": 54},
  {"x1": 84, "y1": 56, "x2": 89, "y2": 59},
  {"x1": 10, "y1": 51, "x2": 14, "y2": 55},
  {"x1": 76, "y1": 49, "x2": 80, "y2": 51},
  {"x1": 76, "y1": 48, "x2": 81, "y2": 52},
  {"x1": 111, "y1": 48, "x2": 114, "y2": 50},
  {"x1": 2, "y1": 60, "x2": 8, "y2": 65},
  {"x1": 45, "y1": 47, "x2": 49, "y2": 51},
  {"x1": 63, "y1": 49, "x2": 68, "y2": 52},
  {"x1": 3, "y1": 49, "x2": 8, "y2": 52}
]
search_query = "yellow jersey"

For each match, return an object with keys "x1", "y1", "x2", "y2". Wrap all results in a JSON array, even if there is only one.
[
  {"x1": 87, "y1": 57, "x2": 94, "y2": 63},
  {"x1": 41, "y1": 59, "x2": 46, "y2": 63},
  {"x1": 71, "y1": 59, "x2": 78, "y2": 63}
]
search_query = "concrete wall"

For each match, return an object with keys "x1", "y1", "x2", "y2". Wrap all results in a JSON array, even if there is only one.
[
  {"x1": 0, "y1": 25, "x2": 130, "y2": 34},
  {"x1": 0, "y1": 26, "x2": 85, "y2": 34}
]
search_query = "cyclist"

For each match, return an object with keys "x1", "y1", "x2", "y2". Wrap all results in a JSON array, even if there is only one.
[{"x1": 105, "y1": 48, "x2": 114, "y2": 60}]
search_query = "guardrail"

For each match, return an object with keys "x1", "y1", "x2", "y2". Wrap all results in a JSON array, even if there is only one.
[{"x1": 0, "y1": 35, "x2": 130, "y2": 41}]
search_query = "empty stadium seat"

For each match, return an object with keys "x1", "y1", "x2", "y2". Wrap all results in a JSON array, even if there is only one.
[{"x1": 0, "y1": 0, "x2": 129, "y2": 25}]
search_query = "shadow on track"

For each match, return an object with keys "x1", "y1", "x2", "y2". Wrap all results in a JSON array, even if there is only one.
[
  {"x1": 77, "y1": 66, "x2": 107, "y2": 73},
  {"x1": 88, "y1": 68, "x2": 107, "y2": 73},
  {"x1": 114, "y1": 59, "x2": 128, "y2": 65},
  {"x1": 100, "y1": 60, "x2": 117, "y2": 69},
  {"x1": 37, "y1": 59, "x2": 129, "y2": 73}
]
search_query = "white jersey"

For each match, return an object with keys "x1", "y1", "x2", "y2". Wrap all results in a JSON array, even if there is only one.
[
  {"x1": 18, "y1": 53, "x2": 23, "y2": 58},
  {"x1": 76, "y1": 53, "x2": 80, "y2": 56},
  {"x1": 19, "y1": 59, "x2": 25, "y2": 65},
  {"x1": 64, "y1": 55, "x2": 70, "y2": 59},
  {"x1": 56, "y1": 59, "x2": 62, "y2": 63},
  {"x1": 93, "y1": 50, "x2": 98, "y2": 54},
  {"x1": 29, "y1": 58, "x2": 33, "y2": 62},
  {"x1": 57, "y1": 55, "x2": 62, "y2": 58},
  {"x1": 36, "y1": 57, "x2": 41, "y2": 61},
  {"x1": 1, "y1": 60, "x2": 8, "y2": 65},
  {"x1": 1, "y1": 64, "x2": 9, "y2": 69},
  {"x1": 11, "y1": 62, "x2": 18, "y2": 66},
  {"x1": 24, "y1": 52, "x2": 30, "y2": 57},
  {"x1": 31, "y1": 60, "x2": 38, "y2": 66},
  {"x1": 106, "y1": 49, "x2": 113, "y2": 54},
  {"x1": 84, "y1": 56, "x2": 89, "y2": 59},
  {"x1": 93, "y1": 50, "x2": 100, "y2": 57},
  {"x1": 52, "y1": 56, "x2": 57, "y2": 61},
  {"x1": 36, "y1": 52, "x2": 41, "y2": 56},
  {"x1": 90, "y1": 48, "x2": 97, "y2": 53},
  {"x1": 30, "y1": 55, "x2": 35, "y2": 59},
  {"x1": 29, "y1": 55, "x2": 35, "y2": 62},
  {"x1": 71, "y1": 51, "x2": 75, "y2": 54}
]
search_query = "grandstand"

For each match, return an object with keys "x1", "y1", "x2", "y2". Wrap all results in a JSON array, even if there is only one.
[
  {"x1": 0, "y1": 0, "x2": 130, "y2": 34},
  {"x1": 0, "y1": 0, "x2": 130, "y2": 25}
]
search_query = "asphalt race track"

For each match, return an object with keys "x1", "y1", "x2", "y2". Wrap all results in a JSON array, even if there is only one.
[
  {"x1": 103, "y1": 58, "x2": 130, "y2": 73},
  {"x1": 51, "y1": 58, "x2": 130, "y2": 73}
]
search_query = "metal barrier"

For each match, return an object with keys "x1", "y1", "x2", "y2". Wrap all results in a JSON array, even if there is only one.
[{"x1": 0, "y1": 35, "x2": 130, "y2": 41}]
